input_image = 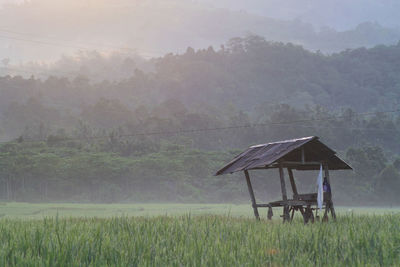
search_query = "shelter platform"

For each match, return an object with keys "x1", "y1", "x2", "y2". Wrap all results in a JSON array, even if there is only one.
[{"x1": 255, "y1": 193, "x2": 334, "y2": 223}]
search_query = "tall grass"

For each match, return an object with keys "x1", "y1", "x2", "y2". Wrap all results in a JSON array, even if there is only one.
[{"x1": 0, "y1": 214, "x2": 399, "y2": 266}]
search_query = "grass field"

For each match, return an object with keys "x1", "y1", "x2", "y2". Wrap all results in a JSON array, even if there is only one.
[
  {"x1": 1, "y1": 202, "x2": 400, "y2": 219},
  {"x1": 1, "y1": 203, "x2": 400, "y2": 266}
]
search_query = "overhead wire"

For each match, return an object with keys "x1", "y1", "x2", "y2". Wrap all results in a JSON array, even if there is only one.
[
  {"x1": 0, "y1": 28, "x2": 138, "y2": 52},
  {"x1": 0, "y1": 28, "x2": 167, "y2": 59},
  {"x1": 0, "y1": 66, "x2": 90, "y2": 79},
  {"x1": 0, "y1": 27, "x2": 170, "y2": 78},
  {"x1": 0, "y1": 65, "x2": 138, "y2": 80},
  {"x1": 1, "y1": 108, "x2": 399, "y2": 145}
]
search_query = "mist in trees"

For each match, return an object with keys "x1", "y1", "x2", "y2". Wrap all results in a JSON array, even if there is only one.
[{"x1": 0, "y1": 36, "x2": 400, "y2": 204}]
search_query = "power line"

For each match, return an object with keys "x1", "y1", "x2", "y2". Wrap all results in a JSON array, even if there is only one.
[
  {"x1": 1, "y1": 80, "x2": 396, "y2": 139},
  {"x1": 0, "y1": 65, "x2": 131, "y2": 80},
  {"x1": 0, "y1": 29, "x2": 166, "y2": 58},
  {"x1": 0, "y1": 28, "x2": 168, "y2": 78},
  {"x1": 0, "y1": 34, "x2": 93, "y2": 51},
  {"x1": 0, "y1": 28, "x2": 138, "y2": 52},
  {"x1": 2, "y1": 108, "x2": 399, "y2": 145},
  {"x1": 0, "y1": 28, "x2": 166, "y2": 57},
  {"x1": 0, "y1": 66, "x2": 89, "y2": 79}
]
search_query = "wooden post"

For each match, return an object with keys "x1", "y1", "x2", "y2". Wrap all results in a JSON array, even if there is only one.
[
  {"x1": 323, "y1": 163, "x2": 336, "y2": 220},
  {"x1": 287, "y1": 168, "x2": 298, "y2": 198},
  {"x1": 244, "y1": 170, "x2": 260, "y2": 220},
  {"x1": 301, "y1": 147, "x2": 305, "y2": 164},
  {"x1": 279, "y1": 163, "x2": 290, "y2": 221},
  {"x1": 279, "y1": 164, "x2": 288, "y2": 201},
  {"x1": 288, "y1": 168, "x2": 305, "y2": 220}
]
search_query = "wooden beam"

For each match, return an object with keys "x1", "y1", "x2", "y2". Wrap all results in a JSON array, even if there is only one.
[
  {"x1": 255, "y1": 204, "x2": 271, "y2": 208},
  {"x1": 279, "y1": 164, "x2": 288, "y2": 201},
  {"x1": 279, "y1": 163, "x2": 290, "y2": 221},
  {"x1": 244, "y1": 170, "x2": 260, "y2": 220},
  {"x1": 282, "y1": 161, "x2": 322, "y2": 166},
  {"x1": 249, "y1": 161, "x2": 324, "y2": 170},
  {"x1": 287, "y1": 168, "x2": 298, "y2": 197}
]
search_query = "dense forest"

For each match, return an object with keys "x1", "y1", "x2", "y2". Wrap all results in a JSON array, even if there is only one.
[{"x1": 1, "y1": 36, "x2": 400, "y2": 205}]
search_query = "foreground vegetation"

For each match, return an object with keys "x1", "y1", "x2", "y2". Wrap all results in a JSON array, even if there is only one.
[{"x1": 0, "y1": 214, "x2": 399, "y2": 266}]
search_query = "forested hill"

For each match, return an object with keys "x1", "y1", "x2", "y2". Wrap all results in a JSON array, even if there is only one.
[
  {"x1": 1, "y1": 36, "x2": 400, "y2": 204},
  {"x1": 148, "y1": 36, "x2": 400, "y2": 112},
  {"x1": 3, "y1": 36, "x2": 400, "y2": 116}
]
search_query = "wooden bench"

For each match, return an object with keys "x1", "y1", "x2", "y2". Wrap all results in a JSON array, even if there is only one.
[{"x1": 256, "y1": 192, "x2": 334, "y2": 223}]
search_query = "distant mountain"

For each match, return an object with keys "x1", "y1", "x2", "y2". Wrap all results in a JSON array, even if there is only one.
[{"x1": 199, "y1": 0, "x2": 400, "y2": 30}]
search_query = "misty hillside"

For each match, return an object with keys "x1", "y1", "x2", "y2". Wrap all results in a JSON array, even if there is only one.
[
  {"x1": 1, "y1": 36, "x2": 400, "y2": 204},
  {"x1": 3, "y1": 36, "x2": 400, "y2": 121},
  {"x1": 1, "y1": 0, "x2": 400, "y2": 64}
]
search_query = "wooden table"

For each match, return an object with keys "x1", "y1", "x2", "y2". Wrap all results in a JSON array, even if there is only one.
[{"x1": 256, "y1": 193, "x2": 335, "y2": 223}]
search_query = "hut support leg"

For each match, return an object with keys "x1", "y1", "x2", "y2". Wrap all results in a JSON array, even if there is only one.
[
  {"x1": 323, "y1": 202, "x2": 330, "y2": 222},
  {"x1": 330, "y1": 202, "x2": 336, "y2": 220},
  {"x1": 290, "y1": 207, "x2": 295, "y2": 220},
  {"x1": 304, "y1": 205, "x2": 314, "y2": 224},
  {"x1": 244, "y1": 170, "x2": 260, "y2": 220},
  {"x1": 267, "y1": 206, "x2": 273, "y2": 220},
  {"x1": 279, "y1": 164, "x2": 290, "y2": 222},
  {"x1": 288, "y1": 168, "x2": 298, "y2": 198}
]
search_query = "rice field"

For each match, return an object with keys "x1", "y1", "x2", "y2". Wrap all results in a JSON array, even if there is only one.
[
  {"x1": 1, "y1": 203, "x2": 400, "y2": 266},
  {"x1": 1, "y1": 202, "x2": 399, "y2": 218}
]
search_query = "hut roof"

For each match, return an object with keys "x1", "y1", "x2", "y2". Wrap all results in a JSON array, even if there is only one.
[{"x1": 215, "y1": 136, "x2": 352, "y2": 175}]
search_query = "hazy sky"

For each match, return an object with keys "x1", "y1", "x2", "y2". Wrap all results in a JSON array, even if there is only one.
[
  {"x1": 1, "y1": 0, "x2": 399, "y2": 64},
  {"x1": 1, "y1": 0, "x2": 400, "y2": 30}
]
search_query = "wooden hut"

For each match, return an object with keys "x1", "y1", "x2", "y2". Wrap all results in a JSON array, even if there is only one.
[{"x1": 215, "y1": 136, "x2": 352, "y2": 222}]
